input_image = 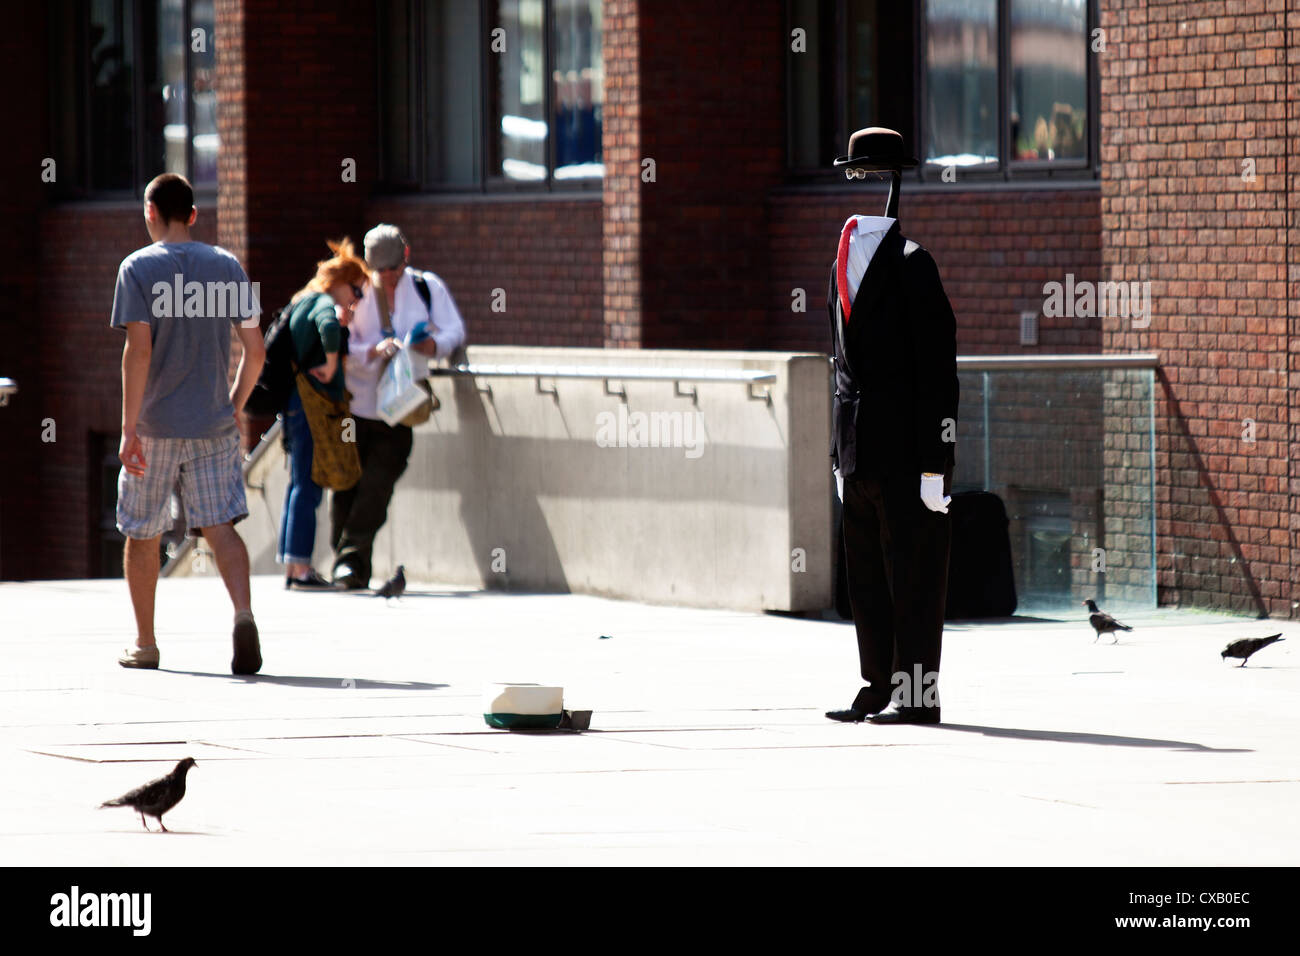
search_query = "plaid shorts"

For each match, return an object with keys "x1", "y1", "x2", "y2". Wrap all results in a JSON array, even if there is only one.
[{"x1": 116, "y1": 432, "x2": 248, "y2": 539}]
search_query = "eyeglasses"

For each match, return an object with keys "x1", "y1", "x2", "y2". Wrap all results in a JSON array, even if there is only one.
[{"x1": 844, "y1": 167, "x2": 870, "y2": 180}]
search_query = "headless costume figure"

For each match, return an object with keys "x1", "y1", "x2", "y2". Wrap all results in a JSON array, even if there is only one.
[{"x1": 826, "y1": 209, "x2": 959, "y2": 724}]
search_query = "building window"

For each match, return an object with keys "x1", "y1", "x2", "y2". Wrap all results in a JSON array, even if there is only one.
[
  {"x1": 923, "y1": 0, "x2": 998, "y2": 167},
  {"x1": 1008, "y1": 0, "x2": 1088, "y2": 163},
  {"x1": 787, "y1": 0, "x2": 1095, "y2": 181},
  {"x1": 786, "y1": 0, "x2": 916, "y2": 175},
  {"x1": 380, "y1": 0, "x2": 603, "y2": 191},
  {"x1": 49, "y1": 0, "x2": 219, "y2": 198}
]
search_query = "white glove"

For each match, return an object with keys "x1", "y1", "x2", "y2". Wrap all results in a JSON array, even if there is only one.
[{"x1": 920, "y1": 474, "x2": 950, "y2": 513}]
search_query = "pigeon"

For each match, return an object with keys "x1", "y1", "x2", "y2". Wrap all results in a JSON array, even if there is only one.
[
  {"x1": 375, "y1": 565, "x2": 406, "y2": 599},
  {"x1": 99, "y1": 757, "x2": 196, "y2": 832},
  {"x1": 1083, "y1": 599, "x2": 1133, "y2": 643},
  {"x1": 1221, "y1": 633, "x2": 1284, "y2": 667}
]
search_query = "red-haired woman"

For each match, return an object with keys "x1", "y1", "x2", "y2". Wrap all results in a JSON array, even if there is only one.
[{"x1": 278, "y1": 238, "x2": 368, "y2": 589}]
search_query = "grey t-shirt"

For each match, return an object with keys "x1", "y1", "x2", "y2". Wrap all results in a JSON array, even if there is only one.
[{"x1": 110, "y1": 241, "x2": 260, "y2": 438}]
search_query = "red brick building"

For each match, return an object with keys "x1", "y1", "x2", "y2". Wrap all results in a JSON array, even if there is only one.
[{"x1": 1, "y1": 1, "x2": 1294, "y2": 619}]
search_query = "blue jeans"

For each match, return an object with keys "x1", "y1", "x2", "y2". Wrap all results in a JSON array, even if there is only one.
[{"x1": 277, "y1": 388, "x2": 322, "y2": 565}]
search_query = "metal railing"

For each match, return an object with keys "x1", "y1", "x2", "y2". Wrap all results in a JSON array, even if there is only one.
[{"x1": 429, "y1": 362, "x2": 778, "y2": 403}]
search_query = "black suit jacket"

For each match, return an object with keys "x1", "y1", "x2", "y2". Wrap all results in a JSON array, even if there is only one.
[{"x1": 827, "y1": 220, "x2": 959, "y2": 480}]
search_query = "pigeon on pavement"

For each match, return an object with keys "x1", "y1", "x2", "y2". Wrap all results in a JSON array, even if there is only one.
[
  {"x1": 99, "y1": 757, "x2": 196, "y2": 832},
  {"x1": 1221, "y1": 633, "x2": 1284, "y2": 667},
  {"x1": 1083, "y1": 599, "x2": 1133, "y2": 643},
  {"x1": 376, "y1": 565, "x2": 406, "y2": 599}
]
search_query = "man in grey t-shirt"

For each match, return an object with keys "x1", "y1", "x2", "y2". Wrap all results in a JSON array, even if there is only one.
[{"x1": 111, "y1": 173, "x2": 267, "y2": 675}]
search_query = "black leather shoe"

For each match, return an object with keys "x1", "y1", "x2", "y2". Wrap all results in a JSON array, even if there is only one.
[
  {"x1": 332, "y1": 566, "x2": 368, "y2": 590},
  {"x1": 825, "y1": 688, "x2": 890, "y2": 723},
  {"x1": 867, "y1": 702, "x2": 941, "y2": 725}
]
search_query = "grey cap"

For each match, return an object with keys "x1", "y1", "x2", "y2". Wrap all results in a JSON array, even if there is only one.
[{"x1": 363, "y1": 224, "x2": 408, "y2": 270}]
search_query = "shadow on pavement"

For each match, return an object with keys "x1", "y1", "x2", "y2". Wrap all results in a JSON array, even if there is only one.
[
  {"x1": 935, "y1": 723, "x2": 1250, "y2": 753},
  {"x1": 944, "y1": 615, "x2": 1068, "y2": 626},
  {"x1": 336, "y1": 590, "x2": 482, "y2": 599},
  {"x1": 161, "y1": 670, "x2": 447, "y2": 691}
]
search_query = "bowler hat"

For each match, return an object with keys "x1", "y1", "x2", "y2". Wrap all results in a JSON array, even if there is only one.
[{"x1": 833, "y1": 127, "x2": 918, "y2": 171}]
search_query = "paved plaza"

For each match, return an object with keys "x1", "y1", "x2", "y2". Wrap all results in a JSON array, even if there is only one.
[{"x1": 1, "y1": 576, "x2": 1295, "y2": 866}]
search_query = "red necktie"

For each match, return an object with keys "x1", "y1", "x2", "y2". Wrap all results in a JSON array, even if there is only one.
[{"x1": 836, "y1": 218, "x2": 857, "y2": 323}]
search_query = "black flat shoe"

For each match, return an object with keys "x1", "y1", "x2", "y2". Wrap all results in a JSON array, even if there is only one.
[
  {"x1": 287, "y1": 569, "x2": 336, "y2": 590},
  {"x1": 867, "y1": 703, "x2": 941, "y2": 725},
  {"x1": 331, "y1": 564, "x2": 368, "y2": 591}
]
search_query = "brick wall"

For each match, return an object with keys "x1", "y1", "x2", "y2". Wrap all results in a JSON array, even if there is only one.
[
  {"x1": 234, "y1": 0, "x2": 378, "y2": 316},
  {"x1": 767, "y1": 187, "x2": 1104, "y2": 354},
  {"x1": 602, "y1": 0, "x2": 642, "y2": 348},
  {"x1": 366, "y1": 197, "x2": 604, "y2": 347},
  {"x1": 1099, "y1": 0, "x2": 1295, "y2": 618},
  {"x1": 633, "y1": 1, "x2": 786, "y2": 350}
]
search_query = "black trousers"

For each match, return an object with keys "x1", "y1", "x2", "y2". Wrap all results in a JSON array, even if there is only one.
[
  {"x1": 329, "y1": 416, "x2": 414, "y2": 583},
  {"x1": 841, "y1": 471, "x2": 952, "y2": 708}
]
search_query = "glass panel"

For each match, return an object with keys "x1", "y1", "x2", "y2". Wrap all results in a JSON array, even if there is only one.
[
  {"x1": 190, "y1": 0, "x2": 218, "y2": 186},
  {"x1": 380, "y1": 0, "x2": 416, "y2": 185},
  {"x1": 156, "y1": 0, "x2": 187, "y2": 176},
  {"x1": 844, "y1": 0, "x2": 877, "y2": 137},
  {"x1": 953, "y1": 366, "x2": 1156, "y2": 615},
  {"x1": 424, "y1": 0, "x2": 481, "y2": 186},
  {"x1": 87, "y1": 0, "x2": 137, "y2": 190},
  {"x1": 1010, "y1": 0, "x2": 1087, "y2": 161},
  {"x1": 923, "y1": 0, "x2": 998, "y2": 168},
  {"x1": 786, "y1": 0, "x2": 828, "y2": 169},
  {"x1": 49, "y1": 1, "x2": 83, "y2": 191},
  {"x1": 551, "y1": 0, "x2": 602, "y2": 181},
  {"x1": 489, "y1": 0, "x2": 547, "y2": 182}
]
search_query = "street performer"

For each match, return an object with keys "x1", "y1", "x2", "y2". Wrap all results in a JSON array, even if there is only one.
[{"x1": 823, "y1": 128, "x2": 960, "y2": 725}]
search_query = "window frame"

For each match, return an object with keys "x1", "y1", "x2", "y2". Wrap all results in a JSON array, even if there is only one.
[
  {"x1": 377, "y1": 0, "x2": 604, "y2": 195},
  {"x1": 785, "y1": 0, "x2": 1100, "y2": 186},
  {"x1": 51, "y1": 0, "x2": 217, "y2": 201}
]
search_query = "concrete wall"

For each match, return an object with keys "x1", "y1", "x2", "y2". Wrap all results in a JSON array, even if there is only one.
[{"x1": 200, "y1": 347, "x2": 834, "y2": 612}]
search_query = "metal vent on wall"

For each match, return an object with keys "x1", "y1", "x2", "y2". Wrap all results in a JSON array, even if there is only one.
[{"x1": 1020, "y1": 311, "x2": 1039, "y2": 346}]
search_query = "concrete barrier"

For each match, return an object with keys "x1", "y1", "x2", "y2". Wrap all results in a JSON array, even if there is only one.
[{"x1": 177, "y1": 346, "x2": 834, "y2": 612}]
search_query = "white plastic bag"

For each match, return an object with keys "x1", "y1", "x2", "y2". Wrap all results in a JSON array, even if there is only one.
[{"x1": 377, "y1": 347, "x2": 428, "y2": 426}]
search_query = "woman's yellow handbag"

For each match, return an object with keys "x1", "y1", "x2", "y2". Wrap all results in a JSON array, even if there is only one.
[{"x1": 295, "y1": 374, "x2": 361, "y2": 491}]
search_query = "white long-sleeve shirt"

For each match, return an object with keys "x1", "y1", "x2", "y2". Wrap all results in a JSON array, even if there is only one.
[
  {"x1": 842, "y1": 215, "x2": 896, "y2": 306},
  {"x1": 345, "y1": 267, "x2": 466, "y2": 421},
  {"x1": 835, "y1": 215, "x2": 895, "y2": 496}
]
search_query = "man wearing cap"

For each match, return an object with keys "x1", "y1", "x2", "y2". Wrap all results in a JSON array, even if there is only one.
[
  {"x1": 329, "y1": 224, "x2": 467, "y2": 590},
  {"x1": 823, "y1": 128, "x2": 959, "y2": 725}
]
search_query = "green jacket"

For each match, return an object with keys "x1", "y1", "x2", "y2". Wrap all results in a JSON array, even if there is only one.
[{"x1": 288, "y1": 292, "x2": 346, "y2": 402}]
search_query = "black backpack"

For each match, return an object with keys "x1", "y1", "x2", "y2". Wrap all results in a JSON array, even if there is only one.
[{"x1": 243, "y1": 305, "x2": 298, "y2": 417}]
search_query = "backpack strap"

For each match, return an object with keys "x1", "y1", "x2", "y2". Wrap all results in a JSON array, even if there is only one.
[{"x1": 412, "y1": 273, "x2": 432, "y2": 314}]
